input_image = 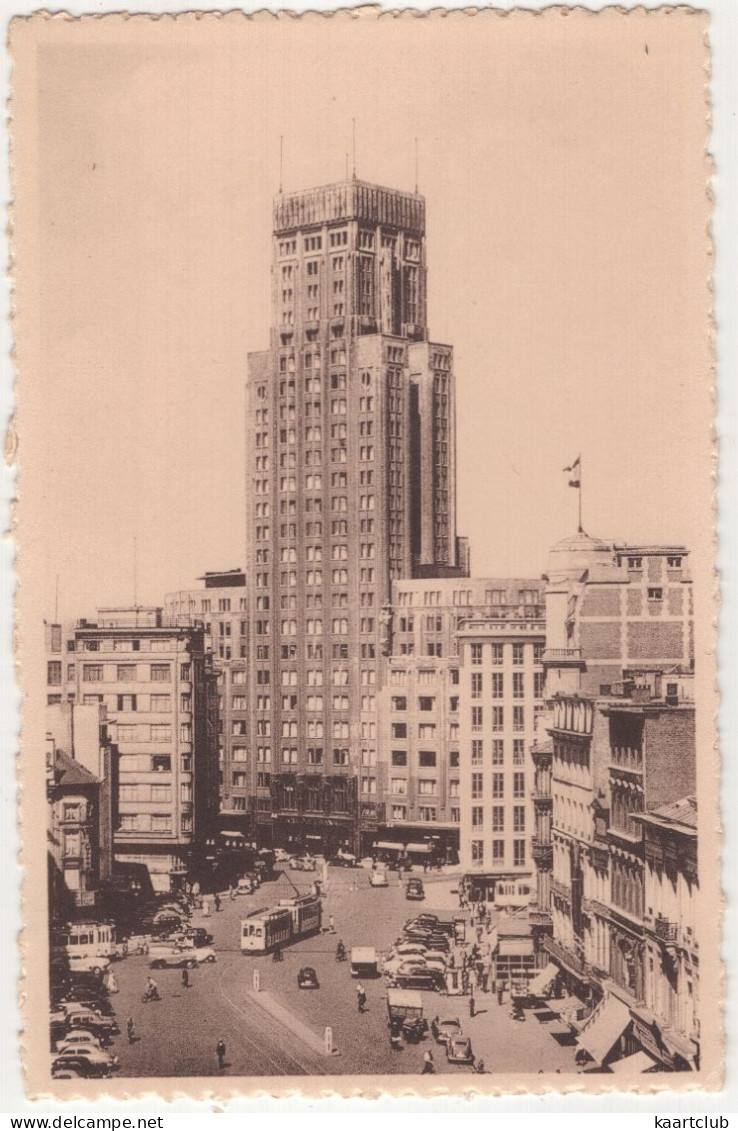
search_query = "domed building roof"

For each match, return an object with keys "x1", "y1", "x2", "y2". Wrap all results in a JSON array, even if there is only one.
[{"x1": 547, "y1": 529, "x2": 614, "y2": 574}]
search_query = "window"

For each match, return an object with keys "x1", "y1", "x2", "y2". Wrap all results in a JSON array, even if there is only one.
[
  {"x1": 151, "y1": 694, "x2": 171, "y2": 712},
  {"x1": 391, "y1": 750, "x2": 407, "y2": 767},
  {"x1": 513, "y1": 771, "x2": 525, "y2": 799},
  {"x1": 471, "y1": 806, "x2": 484, "y2": 828},
  {"x1": 492, "y1": 773, "x2": 504, "y2": 799},
  {"x1": 513, "y1": 739, "x2": 525, "y2": 765},
  {"x1": 492, "y1": 840, "x2": 504, "y2": 865},
  {"x1": 151, "y1": 814, "x2": 172, "y2": 833},
  {"x1": 391, "y1": 777, "x2": 407, "y2": 795},
  {"x1": 492, "y1": 739, "x2": 504, "y2": 765},
  {"x1": 491, "y1": 673, "x2": 503, "y2": 699},
  {"x1": 471, "y1": 740, "x2": 483, "y2": 766},
  {"x1": 492, "y1": 806, "x2": 504, "y2": 832},
  {"x1": 83, "y1": 664, "x2": 104, "y2": 682},
  {"x1": 471, "y1": 706, "x2": 483, "y2": 731},
  {"x1": 392, "y1": 805, "x2": 407, "y2": 821},
  {"x1": 471, "y1": 673, "x2": 483, "y2": 699},
  {"x1": 392, "y1": 723, "x2": 407, "y2": 739},
  {"x1": 648, "y1": 587, "x2": 663, "y2": 601},
  {"x1": 471, "y1": 643, "x2": 483, "y2": 666},
  {"x1": 513, "y1": 805, "x2": 526, "y2": 832},
  {"x1": 667, "y1": 555, "x2": 683, "y2": 568},
  {"x1": 492, "y1": 707, "x2": 504, "y2": 732},
  {"x1": 152, "y1": 755, "x2": 171, "y2": 773},
  {"x1": 627, "y1": 556, "x2": 643, "y2": 570},
  {"x1": 513, "y1": 840, "x2": 526, "y2": 867},
  {"x1": 391, "y1": 696, "x2": 407, "y2": 711},
  {"x1": 418, "y1": 807, "x2": 437, "y2": 822},
  {"x1": 47, "y1": 661, "x2": 62, "y2": 686},
  {"x1": 419, "y1": 751, "x2": 436, "y2": 767},
  {"x1": 513, "y1": 644, "x2": 524, "y2": 666},
  {"x1": 150, "y1": 664, "x2": 171, "y2": 682},
  {"x1": 471, "y1": 772, "x2": 483, "y2": 800},
  {"x1": 333, "y1": 748, "x2": 349, "y2": 766},
  {"x1": 513, "y1": 672, "x2": 525, "y2": 699},
  {"x1": 117, "y1": 694, "x2": 137, "y2": 711},
  {"x1": 513, "y1": 706, "x2": 525, "y2": 732},
  {"x1": 471, "y1": 840, "x2": 484, "y2": 864},
  {"x1": 534, "y1": 672, "x2": 545, "y2": 698},
  {"x1": 491, "y1": 644, "x2": 503, "y2": 666}
]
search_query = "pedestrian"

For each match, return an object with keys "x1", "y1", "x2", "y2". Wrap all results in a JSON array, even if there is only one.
[
  {"x1": 181, "y1": 967, "x2": 190, "y2": 990},
  {"x1": 216, "y1": 1039, "x2": 226, "y2": 1070},
  {"x1": 192, "y1": 880, "x2": 201, "y2": 899},
  {"x1": 214, "y1": 892, "x2": 222, "y2": 912},
  {"x1": 357, "y1": 984, "x2": 367, "y2": 1013},
  {"x1": 482, "y1": 964, "x2": 490, "y2": 994},
  {"x1": 469, "y1": 993, "x2": 476, "y2": 1019},
  {"x1": 476, "y1": 925, "x2": 483, "y2": 943},
  {"x1": 202, "y1": 897, "x2": 211, "y2": 917},
  {"x1": 228, "y1": 883, "x2": 235, "y2": 901},
  {"x1": 105, "y1": 968, "x2": 118, "y2": 994},
  {"x1": 421, "y1": 1049, "x2": 435, "y2": 1075},
  {"x1": 497, "y1": 980, "x2": 505, "y2": 1006},
  {"x1": 329, "y1": 914, "x2": 336, "y2": 934},
  {"x1": 126, "y1": 1017, "x2": 135, "y2": 1044}
]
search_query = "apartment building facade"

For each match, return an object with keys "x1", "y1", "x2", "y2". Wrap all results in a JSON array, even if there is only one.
[
  {"x1": 45, "y1": 608, "x2": 219, "y2": 892},
  {"x1": 164, "y1": 570, "x2": 250, "y2": 816},
  {"x1": 244, "y1": 178, "x2": 467, "y2": 853},
  {"x1": 456, "y1": 605, "x2": 546, "y2": 903}
]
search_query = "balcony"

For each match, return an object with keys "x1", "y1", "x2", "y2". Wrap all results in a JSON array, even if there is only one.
[
  {"x1": 543, "y1": 648, "x2": 583, "y2": 664},
  {"x1": 528, "y1": 905, "x2": 553, "y2": 929},
  {"x1": 653, "y1": 916, "x2": 679, "y2": 944},
  {"x1": 551, "y1": 877, "x2": 572, "y2": 903},
  {"x1": 542, "y1": 934, "x2": 587, "y2": 978},
  {"x1": 531, "y1": 838, "x2": 553, "y2": 868},
  {"x1": 531, "y1": 790, "x2": 552, "y2": 806}
]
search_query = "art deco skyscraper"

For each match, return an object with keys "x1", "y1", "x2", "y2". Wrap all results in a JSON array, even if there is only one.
[{"x1": 245, "y1": 177, "x2": 465, "y2": 852}]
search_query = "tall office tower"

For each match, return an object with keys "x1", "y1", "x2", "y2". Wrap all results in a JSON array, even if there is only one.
[{"x1": 245, "y1": 178, "x2": 464, "y2": 853}]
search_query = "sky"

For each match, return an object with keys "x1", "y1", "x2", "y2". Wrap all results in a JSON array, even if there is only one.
[{"x1": 15, "y1": 11, "x2": 711, "y2": 621}]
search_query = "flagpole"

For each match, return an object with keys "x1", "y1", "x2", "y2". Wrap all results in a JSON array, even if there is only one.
[{"x1": 578, "y1": 454, "x2": 583, "y2": 534}]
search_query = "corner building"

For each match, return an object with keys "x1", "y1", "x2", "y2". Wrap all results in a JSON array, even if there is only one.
[{"x1": 245, "y1": 179, "x2": 465, "y2": 853}]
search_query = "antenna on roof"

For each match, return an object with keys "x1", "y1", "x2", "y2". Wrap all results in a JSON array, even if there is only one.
[
  {"x1": 352, "y1": 118, "x2": 357, "y2": 180},
  {"x1": 279, "y1": 134, "x2": 284, "y2": 193},
  {"x1": 414, "y1": 137, "x2": 419, "y2": 193}
]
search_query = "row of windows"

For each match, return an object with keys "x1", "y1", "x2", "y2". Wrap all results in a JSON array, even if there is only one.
[
  {"x1": 470, "y1": 672, "x2": 545, "y2": 698},
  {"x1": 471, "y1": 772, "x2": 526, "y2": 799},
  {"x1": 471, "y1": 805, "x2": 526, "y2": 832},
  {"x1": 470, "y1": 642, "x2": 545, "y2": 665},
  {"x1": 470, "y1": 706, "x2": 532, "y2": 731},
  {"x1": 76, "y1": 663, "x2": 186, "y2": 683},
  {"x1": 471, "y1": 738, "x2": 526, "y2": 765},
  {"x1": 470, "y1": 839, "x2": 526, "y2": 867}
]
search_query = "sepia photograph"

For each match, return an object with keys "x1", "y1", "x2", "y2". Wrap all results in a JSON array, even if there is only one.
[{"x1": 9, "y1": 6, "x2": 719, "y2": 1099}]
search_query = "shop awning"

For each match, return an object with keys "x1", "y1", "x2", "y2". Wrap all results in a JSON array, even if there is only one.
[
  {"x1": 405, "y1": 843, "x2": 431, "y2": 854},
  {"x1": 577, "y1": 995, "x2": 632, "y2": 1064},
  {"x1": 528, "y1": 962, "x2": 559, "y2": 998},
  {"x1": 219, "y1": 830, "x2": 245, "y2": 839},
  {"x1": 374, "y1": 841, "x2": 401, "y2": 852},
  {"x1": 608, "y1": 1051, "x2": 657, "y2": 1075},
  {"x1": 498, "y1": 937, "x2": 534, "y2": 957}
]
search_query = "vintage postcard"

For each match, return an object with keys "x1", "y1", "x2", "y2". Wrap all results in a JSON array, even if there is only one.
[{"x1": 10, "y1": 6, "x2": 718, "y2": 1100}]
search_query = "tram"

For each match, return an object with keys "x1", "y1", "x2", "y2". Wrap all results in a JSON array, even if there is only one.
[{"x1": 240, "y1": 895, "x2": 322, "y2": 953}]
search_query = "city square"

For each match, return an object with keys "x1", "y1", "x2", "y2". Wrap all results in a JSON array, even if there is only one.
[{"x1": 98, "y1": 865, "x2": 580, "y2": 1078}]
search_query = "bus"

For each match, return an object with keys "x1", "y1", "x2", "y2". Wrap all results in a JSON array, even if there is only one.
[
  {"x1": 54, "y1": 921, "x2": 118, "y2": 961},
  {"x1": 241, "y1": 895, "x2": 322, "y2": 954}
]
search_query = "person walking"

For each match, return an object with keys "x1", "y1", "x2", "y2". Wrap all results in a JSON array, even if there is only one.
[
  {"x1": 329, "y1": 914, "x2": 336, "y2": 934},
  {"x1": 421, "y1": 1049, "x2": 435, "y2": 1075},
  {"x1": 126, "y1": 1017, "x2": 135, "y2": 1044},
  {"x1": 214, "y1": 892, "x2": 222, "y2": 913},
  {"x1": 497, "y1": 979, "x2": 506, "y2": 1006},
  {"x1": 469, "y1": 992, "x2": 476, "y2": 1019},
  {"x1": 181, "y1": 967, "x2": 190, "y2": 990},
  {"x1": 216, "y1": 1039, "x2": 226, "y2": 1070},
  {"x1": 357, "y1": 984, "x2": 367, "y2": 1014}
]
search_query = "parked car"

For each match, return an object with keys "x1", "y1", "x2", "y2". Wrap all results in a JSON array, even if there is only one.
[
  {"x1": 274, "y1": 848, "x2": 291, "y2": 863},
  {"x1": 149, "y1": 944, "x2": 216, "y2": 969},
  {"x1": 446, "y1": 1034, "x2": 474, "y2": 1065},
  {"x1": 432, "y1": 1017, "x2": 461, "y2": 1046},
  {"x1": 369, "y1": 871, "x2": 388, "y2": 887},
  {"x1": 297, "y1": 966, "x2": 320, "y2": 989},
  {"x1": 387, "y1": 962, "x2": 444, "y2": 991},
  {"x1": 329, "y1": 851, "x2": 358, "y2": 868},
  {"x1": 289, "y1": 855, "x2": 317, "y2": 872},
  {"x1": 51, "y1": 1048, "x2": 118, "y2": 1078},
  {"x1": 392, "y1": 943, "x2": 429, "y2": 959},
  {"x1": 54, "y1": 1031, "x2": 102, "y2": 1055},
  {"x1": 67, "y1": 955, "x2": 110, "y2": 975},
  {"x1": 181, "y1": 927, "x2": 213, "y2": 947},
  {"x1": 406, "y1": 880, "x2": 425, "y2": 902}
]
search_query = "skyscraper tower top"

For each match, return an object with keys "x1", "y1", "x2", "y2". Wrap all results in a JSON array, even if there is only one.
[{"x1": 273, "y1": 178, "x2": 425, "y2": 237}]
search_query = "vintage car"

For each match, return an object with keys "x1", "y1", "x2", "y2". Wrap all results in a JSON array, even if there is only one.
[
  {"x1": 51, "y1": 1047, "x2": 118, "y2": 1078},
  {"x1": 387, "y1": 962, "x2": 444, "y2": 992},
  {"x1": 66, "y1": 955, "x2": 111, "y2": 976},
  {"x1": 369, "y1": 870, "x2": 389, "y2": 887},
  {"x1": 297, "y1": 966, "x2": 320, "y2": 989},
  {"x1": 149, "y1": 944, "x2": 216, "y2": 969},
  {"x1": 446, "y1": 1034, "x2": 475, "y2": 1065},
  {"x1": 54, "y1": 1031, "x2": 102, "y2": 1055},
  {"x1": 432, "y1": 1017, "x2": 462, "y2": 1046},
  {"x1": 274, "y1": 848, "x2": 291, "y2": 863},
  {"x1": 289, "y1": 855, "x2": 317, "y2": 872},
  {"x1": 405, "y1": 880, "x2": 425, "y2": 902}
]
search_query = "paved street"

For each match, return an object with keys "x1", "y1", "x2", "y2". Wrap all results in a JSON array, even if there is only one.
[{"x1": 105, "y1": 866, "x2": 579, "y2": 1077}]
